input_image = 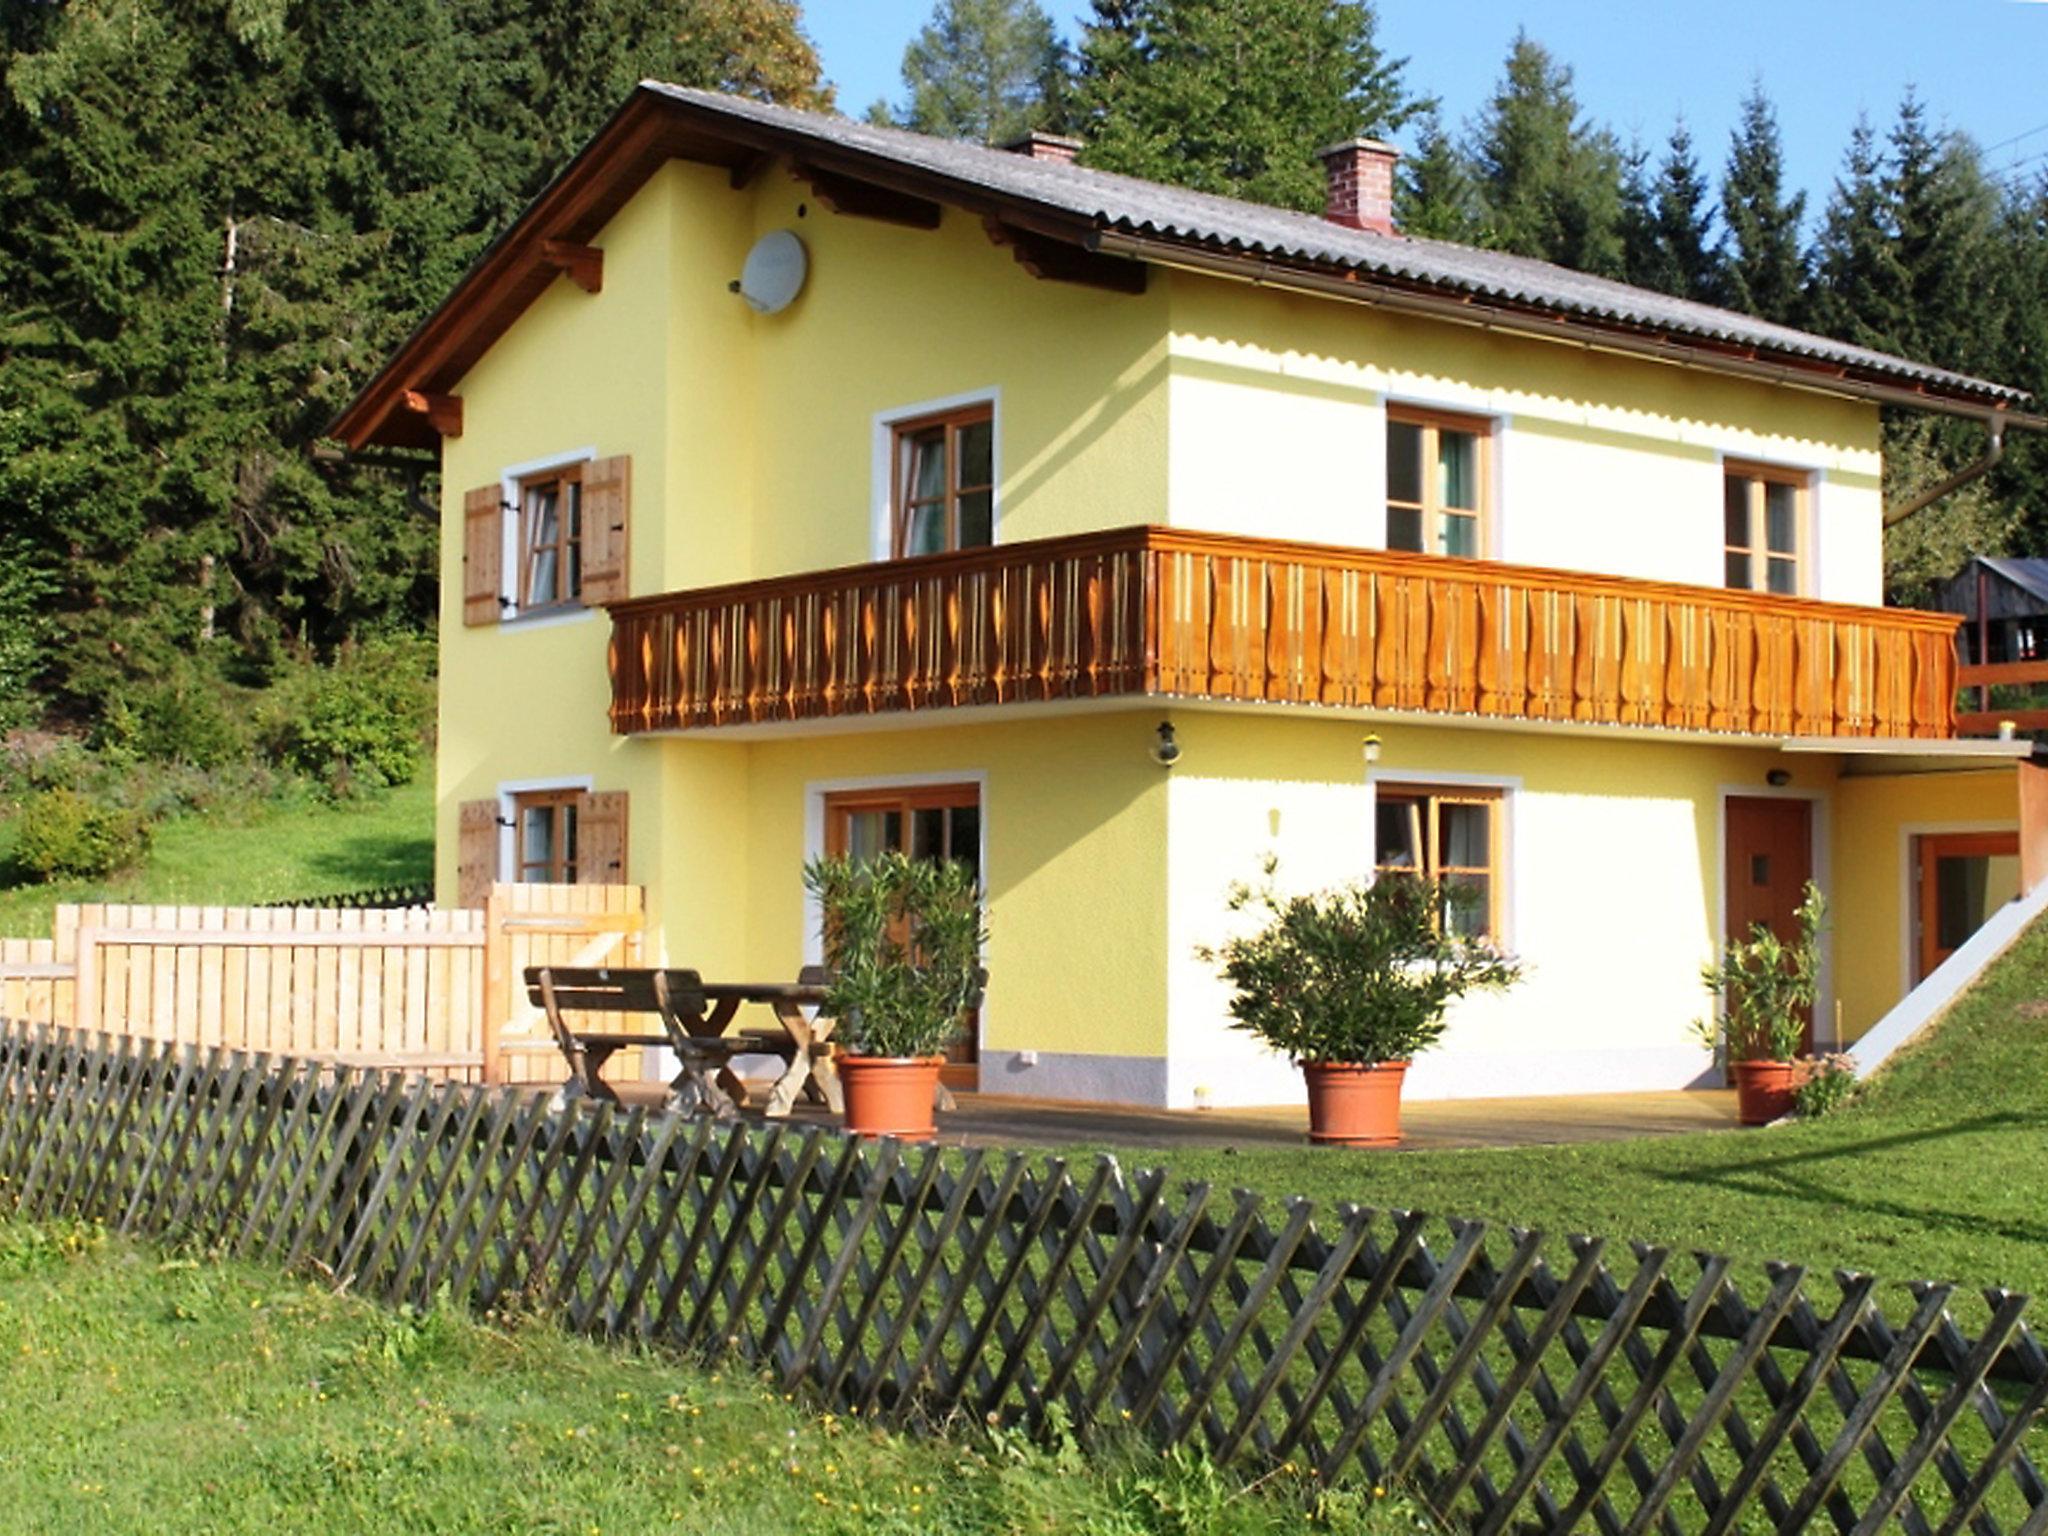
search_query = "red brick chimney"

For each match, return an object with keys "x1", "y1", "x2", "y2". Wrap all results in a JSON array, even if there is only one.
[
  {"x1": 1000, "y1": 131, "x2": 1083, "y2": 165},
  {"x1": 1317, "y1": 138, "x2": 1399, "y2": 236}
]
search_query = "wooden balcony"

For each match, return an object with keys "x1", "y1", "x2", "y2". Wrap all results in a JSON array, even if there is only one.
[
  {"x1": 607, "y1": 526, "x2": 1961, "y2": 740},
  {"x1": 1956, "y1": 659, "x2": 2048, "y2": 737}
]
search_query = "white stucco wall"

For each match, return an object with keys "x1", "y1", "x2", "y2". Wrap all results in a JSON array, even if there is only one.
[
  {"x1": 1160, "y1": 276, "x2": 1888, "y2": 604},
  {"x1": 1157, "y1": 713, "x2": 1848, "y2": 1109}
]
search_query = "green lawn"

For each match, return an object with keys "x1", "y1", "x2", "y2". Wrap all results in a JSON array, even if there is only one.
[
  {"x1": 1058, "y1": 916, "x2": 2048, "y2": 1307},
  {"x1": 0, "y1": 1223, "x2": 1422, "y2": 1536},
  {"x1": 0, "y1": 781, "x2": 434, "y2": 935}
]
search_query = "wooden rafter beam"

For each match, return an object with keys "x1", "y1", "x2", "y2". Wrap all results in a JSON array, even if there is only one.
[
  {"x1": 729, "y1": 151, "x2": 772, "y2": 190},
  {"x1": 984, "y1": 219, "x2": 1147, "y2": 295},
  {"x1": 795, "y1": 163, "x2": 941, "y2": 229},
  {"x1": 540, "y1": 239, "x2": 603, "y2": 294},
  {"x1": 401, "y1": 390, "x2": 463, "y2": 438}
]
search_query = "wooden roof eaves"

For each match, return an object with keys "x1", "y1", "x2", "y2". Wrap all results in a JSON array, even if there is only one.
[
  {"x1": 329, "y1": 93, "x2": 738, "y2": 449},
  {"x1": 330, "y1": 90, "x2": 1126, "y2": 450},
  {"x1": 331, "y1": 83, "x2": 2030, "y2": 452}
]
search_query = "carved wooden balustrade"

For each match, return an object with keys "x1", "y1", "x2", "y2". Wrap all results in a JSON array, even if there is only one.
[{"x1": 607, "y1": 526, "x2": 1961, "y2": 739}]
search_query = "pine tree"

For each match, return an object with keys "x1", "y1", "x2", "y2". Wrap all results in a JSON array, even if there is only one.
[
  {"x1": 1992, "y1": 173, "x2": 2048, "y2": 554},
  {"x1": 1466, "y1": 32, "x2": 1626, "y2": 276},
  {"x1": 1074, "y1": 0, "x2": 1422, "y2": 213},
  {"x1": 1652, "y1": 121, "x2": 1717, "y2": 301},
  {"x1": 874, "y1": 0, "x2": 1066, "y2": 145},
  {"x1": 1718, "y1": 83, "x2": 1806, "y2": 326},
  {"x1": 0, "y1": 0, "x2": 828, "y2": 727},
  {"x1": 1619, "y1": 139, "x2": 1660, "y2": 288},
  {"x1": 1884, "y1": 90, "x2": 1999, "y2": 372},
  {"x1": 1621, "y1": 119, "x2": 1732, "y2": 304},
  {"x1": 1396, "y1": 106, "x2": 1483, "y2": 242},
  {"x1": 1807, "y1": 117, "x2": 1906, "y2": 352}
]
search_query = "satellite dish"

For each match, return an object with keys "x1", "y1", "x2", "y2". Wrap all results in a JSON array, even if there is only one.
[{"x1": 738, "y1": 229, "x2": 808, "y2": 315}]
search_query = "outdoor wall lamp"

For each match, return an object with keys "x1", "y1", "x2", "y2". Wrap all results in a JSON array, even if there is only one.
[
  {"x1": 1765, "y1": 768, "x2": 1792, "y2": 787},
  {"x1": 1363, "y1": 733, "x2": 1382, "y2": 766},
  {"x1": 1151, "y1": 720, "x2": 1182, "y2": 768}
]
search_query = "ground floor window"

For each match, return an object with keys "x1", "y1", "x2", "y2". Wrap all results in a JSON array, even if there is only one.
[
  {"x1": 823, "y1": 781, "x2": 983, "y2": 1081},
  {"x1": 1916, "y1": 830, "x2": 2020, "y2": 980},
  {"x1": 1372, "y1": 782, "x2": 1502, "y2": 938},
  {"x1": 513, "y1": 789, "x2": 580, "y2": 884}
]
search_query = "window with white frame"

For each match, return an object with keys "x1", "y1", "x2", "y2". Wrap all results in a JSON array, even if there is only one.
[
  {"x1": 1385, "y1": 406, "x2": 1492, "y2": 559},
  {"x1": 889, "y1": 403, "x2": 994, "y2": 558},
  {"x1": 1373, "y1": 782, "x2": 1504, "y2": 939},
  {"x1": 1723, "y1": 462, "x2": 1807, "y2": 596}
]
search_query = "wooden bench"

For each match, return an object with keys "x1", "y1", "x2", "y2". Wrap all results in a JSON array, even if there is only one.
[{"x1": 524, "y1": 965, "x2": 739, "y2": 1115}]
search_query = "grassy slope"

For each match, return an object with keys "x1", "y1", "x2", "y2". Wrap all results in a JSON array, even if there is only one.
[
  {"x1": 0, "y1": 781, "x2": 434, "y2": 935},
  {"x1": 0, "y1": 1224, "x2": 1423, "y2": 1536},
  {"x1": 1059, "y1": 917, "x2": 2048, "y2": 1304}
]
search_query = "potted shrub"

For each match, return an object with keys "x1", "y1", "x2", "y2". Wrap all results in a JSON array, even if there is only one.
[
  {"x1": 1697, "y1": 882, "x2": 1824, "y2": 1125},
  {"x1": 1203, "y1": 863, "x2": 1522, "y2": 1146},
  {"x1": 804, "y1": 850, "x2": 985, "y2": 1142}
]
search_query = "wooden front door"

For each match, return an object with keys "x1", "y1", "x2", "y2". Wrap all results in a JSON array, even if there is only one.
[
  {"x1": 824, "y1": 783, "x2": 983, "y2": 1089},
  {"x1": 1916, "y1": 831, "x2": 2021, "y2": 981},
  {"x1": 1724, "y1": 796, "x2": 1816, "y2": 1049}
]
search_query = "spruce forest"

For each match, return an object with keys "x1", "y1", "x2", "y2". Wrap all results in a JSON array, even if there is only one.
[{"x1": 1, "y1": 0, "x2": 2043, "y2": 888}]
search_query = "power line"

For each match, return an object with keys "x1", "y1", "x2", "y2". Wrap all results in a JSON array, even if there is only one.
[{"x1": 1984, "y1": 118, "x2": 2048, "y2": 156}]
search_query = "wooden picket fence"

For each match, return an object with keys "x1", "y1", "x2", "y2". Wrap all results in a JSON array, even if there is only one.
[
  {"x1": 1, "y1": 1022, "x2": 2044, "y2": 1536},
  {"x1": 0, "y1": 884, "x2": 644, "y2": 1083}
]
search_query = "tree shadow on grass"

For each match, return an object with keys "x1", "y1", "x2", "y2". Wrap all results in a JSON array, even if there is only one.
[
  {"x1": 299, "y1": 834, "x2": 434, "y2": 892},
  {"x1": 1647, "y1": 1112, "x2": 2048, "y2": 1251}
]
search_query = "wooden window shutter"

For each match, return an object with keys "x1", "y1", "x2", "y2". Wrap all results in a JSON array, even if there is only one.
[
  {"x1": 576, "y1": 790, "x2": 629, "y2": 885},
  {"x1": 462, "y1": 484, "x2": 504, "y2": 626},
  {"x1": 457, "y1": 798, "x2": 499, "y2": 908},
  {"x1": 579, "y1": 455, "x2": 630, "y2": 605}
]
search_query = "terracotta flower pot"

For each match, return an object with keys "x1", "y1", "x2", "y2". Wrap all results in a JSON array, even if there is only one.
[
  {"x1": 1730, "y1": 1058, "x2": 1798, "y2": 1125},
  {"x1": 839, "y1": 1054, "x2": 946, "y2": 1142},
  {"x1": 1301, "y1": 1060, "x2": 1408, "y2": 1147}
]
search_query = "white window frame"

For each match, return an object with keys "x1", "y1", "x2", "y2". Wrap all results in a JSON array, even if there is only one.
[
  {"x1": 1380, "y1": 395, "x2": 1508, "y2": 561},
  {"x1": 498, "y1": 447, "x2": 598, "y2": 627},
  {"x1": 1365, "y1": 767, "x2": 1520, "y2": 947},
  {"x1": 870, "y1": 389, "x2": 1001, "y2": 562},
  {"x1": 1715, "y1": 452, "x2": 1819, "y2": 600},
  {"x1": 801, "y1": 769, "x2": 994, "y2": 1050},
  {"x1": 494, "y1": 774, "x2": 594, "y2": 886}
]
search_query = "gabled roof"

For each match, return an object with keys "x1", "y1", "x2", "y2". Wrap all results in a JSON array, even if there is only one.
[
  {"x1": 332, "y1": 84, "x2": 2033, "y2": 450},
  {"x1": 1939, "y1": 557, "x2": 2048, "y2": 620}
]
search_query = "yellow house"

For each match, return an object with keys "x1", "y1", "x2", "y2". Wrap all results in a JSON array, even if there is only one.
[{"x1": 332, "y1": 85, "x2": 2045, "y2": 1106}]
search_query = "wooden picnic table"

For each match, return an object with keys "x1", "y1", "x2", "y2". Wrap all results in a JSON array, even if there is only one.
[
  {"x1": 525, "y1": 965, "x2": 835, "y2": 1120},
  {"x1": 683, "y1": 977, "x2": 838, "y2": 1117}
]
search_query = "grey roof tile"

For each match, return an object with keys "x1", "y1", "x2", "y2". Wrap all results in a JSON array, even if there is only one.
[{"x1": 647, "y1": 84, "x2": 2026, "y2": 407}]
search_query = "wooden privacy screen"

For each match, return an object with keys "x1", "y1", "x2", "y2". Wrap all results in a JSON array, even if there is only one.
[
  {"x1": 608, "y1": 526, "x2": 1961, "y2": 739},
  {"x1": 4, "y1": 1023, "x2": 2046, "y2": 1536},
  {"x1": 0, "y1": 884, "x2": 645, "y2": 1085}
]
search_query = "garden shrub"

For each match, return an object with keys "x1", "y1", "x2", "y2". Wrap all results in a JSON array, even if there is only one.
[
  {"x1": 262, "y1": 637, "x2": 435, "y2": 795},
  {"x1": 14, "y1": 788, "x2": 151, "y2": 880},
  {"x1": 1795, "y1": 1053, "x2": 1859, "y2": 1118},
  {"x1": 99, "y1": 665, "x2": 252, "y2": 770}
]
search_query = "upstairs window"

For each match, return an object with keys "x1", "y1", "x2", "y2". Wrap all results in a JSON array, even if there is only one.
[
  {"x1": 1373, "y1": 782, "x2": 1503, "y2": 939},
  {"x1": 518, "y1": 464, "x2": 583, "y2": 612},
  {"x1": 1386, "y1": 406, "x2": 1490, "y2": 559},
  {"x1": 892, "y1": 404, "x2": 994, "y2": 558},
  {"x1": 1724, "y1": 463, "x2": 1805, "y2": 596},
  {"x1": 462, "y1": 456, "x2": 629, "y2": 628}
]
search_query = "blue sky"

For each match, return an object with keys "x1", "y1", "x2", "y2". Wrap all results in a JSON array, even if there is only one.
[{"x1": 802, "y1": 0, "x2": 2048, "y2": 217}]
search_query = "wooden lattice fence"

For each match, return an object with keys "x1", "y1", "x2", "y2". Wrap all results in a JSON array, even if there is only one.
[{"x1": 1, "y1": 1020, "x2": 2044, "y2": 1536}]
